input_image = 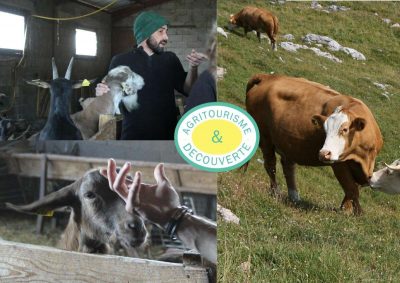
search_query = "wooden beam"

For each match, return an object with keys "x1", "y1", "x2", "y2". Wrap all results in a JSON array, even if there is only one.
[
  {"x1": 111, "y1": 0, "x2": 172, "y2": 22},
  {"x1": 0, "y1": 240, "x2": 209, "y2": 282},
  {"x1": 5, "y1": 153, "x2": 217, "y2": 195}
]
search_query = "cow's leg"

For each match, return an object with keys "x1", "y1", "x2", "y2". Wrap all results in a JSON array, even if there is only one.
[
  {"x1": 256, "y1": 31, "x2": 261, "y2": 43},
  {"x1": 260, "y1": 141, "x2": 279, "y2": 196},
  {"x1": 280, "y1": 157, "x2": 299, "y2": 202},
  {"x1": 271, "y1": 39, "x2": 277, "y2": 51},
  {"x1": 331, "y1": 163, "x2": 362, "y2": 215},
  {"x1": 269, "y1": 33, "x2": 277, "y2": 51},
  {"x1": 243, "y1": 28, "x2": 248, "y2": 38}
]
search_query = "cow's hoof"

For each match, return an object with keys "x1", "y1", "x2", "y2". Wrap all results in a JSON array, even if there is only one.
[
  {"x1": 269, "y1": 186, "x2": 282, "y2": 199},
  {"x1": 340, "y1": 200, "x2": 363, "y2": 216},
  {"x1": 288, "y1": 190, "x2": 300, "y2": 203}
]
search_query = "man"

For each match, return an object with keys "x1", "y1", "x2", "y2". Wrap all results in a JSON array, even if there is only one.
[
  {"x1": 97, "y1": 11, "x2": 207, "y2": 140},
  {"x1": 100, "y1": 159, "x2": 217, "y2": 265}
]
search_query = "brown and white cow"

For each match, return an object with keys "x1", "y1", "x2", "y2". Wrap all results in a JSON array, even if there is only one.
[
  {"x1": 6, "y1": 169, "x2": 147, "y2": 254},
  {"x1": 370, "y1": 159, "x2": 400, "y2": 194},
  {"x1": 245, "y1": 74, "x2": 383, "y2": 214},
  {"x1": 229, "y1": 6, "x2": 279, "y2": 51}
]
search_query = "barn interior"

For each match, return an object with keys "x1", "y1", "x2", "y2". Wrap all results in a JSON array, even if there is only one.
[
  {"x1": 0, "y1": 0, "x2": 216, "y2": 140},
  {"x1": 0, "y1": 140, "x2": 217, "y2": 263}
]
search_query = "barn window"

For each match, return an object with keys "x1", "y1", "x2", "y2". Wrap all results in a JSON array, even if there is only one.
[
  {"x1": 75, "y1": 29, "x2": 97, "y2": 56},
  {"x1": 0, "y1": 11, "x2": 25, "y2": 51}
]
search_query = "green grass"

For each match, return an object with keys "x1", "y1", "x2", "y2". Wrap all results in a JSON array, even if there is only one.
[{"x1": 217, "y1": 1, "x2": 400, "y2": 282}]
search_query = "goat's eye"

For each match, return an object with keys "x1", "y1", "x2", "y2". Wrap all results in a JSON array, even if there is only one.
[{"x1": 84, "y1": 192, "x2": 96, "y2": 199}]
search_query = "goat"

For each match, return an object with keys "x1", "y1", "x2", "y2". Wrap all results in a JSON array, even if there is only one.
[
  {"x1": 0, "y1": 118, "x2": 14, "y2": 141},
  {"x1": 27, "y1": 57, "x2": 83, "y2": 140},
  {"x1": 71, "y1": 66, "x2": 144, "y2": 139},
  {"x1": 6, "y1": 169, "x2": 147, "y2": 254},
  {"x1": 0, "y1": 118, "x2": 30, "y2": 141}
]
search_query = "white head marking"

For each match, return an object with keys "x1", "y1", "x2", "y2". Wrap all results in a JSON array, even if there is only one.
[{"x1": 320, "y1": 106, "x2": 349, "y2": 161}]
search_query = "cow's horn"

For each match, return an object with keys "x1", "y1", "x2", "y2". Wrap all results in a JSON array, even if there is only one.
[
  {"x1": 385, "y1": 163, "x2": 400, "y2": 171},
  {"x1": 65, "y1": 57, "x2": 74, "y2": 80},
  {"x1": 52, "y1": 57, "x2": 59, "y2": 80}
]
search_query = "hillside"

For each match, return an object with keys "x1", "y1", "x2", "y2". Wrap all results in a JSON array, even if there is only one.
[{"x1": 217, "y1": 1, "x2": 400, "y2": 282}]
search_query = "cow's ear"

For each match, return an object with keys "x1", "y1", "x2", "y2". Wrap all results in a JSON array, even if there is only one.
[
  {"x1": 351, "y1": 117, "x2": 366, "y2": 131},
  {"x1": 6, "y1": 182, "x2": 78, "y2": 216},
  {"x1": 311, "y1": 114, "x2": 326, "y2": 128}
]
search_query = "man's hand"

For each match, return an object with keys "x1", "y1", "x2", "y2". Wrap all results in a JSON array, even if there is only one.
[
  {"x1": 186, "y1": 49, "x2": 208, "y2": 68},
  {"x1": 95, "y1": 82, "x2": 110, "y2": 96},
  {"x1": 100, "y1": 159, "x2": 180, "y2": 227}
]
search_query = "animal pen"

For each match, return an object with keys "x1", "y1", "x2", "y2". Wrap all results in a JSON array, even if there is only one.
[
  {"x1": 0, "y1": 239, "x2": 209, "y2": 282},
  {"x1": 0, "y1": 142, "x2": 216, "y2": 282}
]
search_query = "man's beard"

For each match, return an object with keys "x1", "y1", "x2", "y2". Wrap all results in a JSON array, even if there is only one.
[{"x1": 146, "y1": 36, "x2": 167, "y2": 54}]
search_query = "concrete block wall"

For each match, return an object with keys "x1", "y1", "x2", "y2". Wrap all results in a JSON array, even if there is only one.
[{"x1": 113, "y1": 0, "x2": 216, "y2": 72}]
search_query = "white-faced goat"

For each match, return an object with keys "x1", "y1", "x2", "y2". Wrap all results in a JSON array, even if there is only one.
[
  {"x1": 71, "y1": 66, "x2": 144, "y2": 139},
  {"x1": 6, "y1": 169, "x2": 147, "y2": 254},
  {"x1": 27, "y1": 57, "x2": 82, "y2": 140}
]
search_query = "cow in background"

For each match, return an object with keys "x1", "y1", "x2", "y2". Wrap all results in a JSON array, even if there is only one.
[
  {"x1": 370, "y1": 159, "x2": 400, "y2": 194},
  {"x1": 27, "y1": 57, "x2": 83, "y2": 140},
  {"x1": 6, "y1": 169, "x2": 147, "y2": 254},
  {"x1": 245, "y1": 74, "x2": 383, "y2": 215},
  {"x1": 229, "y1": 6, "x2": 279, "y2": 51}
]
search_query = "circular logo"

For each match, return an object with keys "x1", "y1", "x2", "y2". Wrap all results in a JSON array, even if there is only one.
[{"x1": 174, "y1": 102, "x2": 260, "y2": 172}]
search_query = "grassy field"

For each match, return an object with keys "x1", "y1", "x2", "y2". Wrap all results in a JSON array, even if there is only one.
[{"x1": 217, "y1": 1, "x2": 400, "y2": 282}]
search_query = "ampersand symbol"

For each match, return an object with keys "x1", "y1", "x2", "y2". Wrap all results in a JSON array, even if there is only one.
[{"x1": 212, "y1": 130, "x2": 223, "y2": 143}]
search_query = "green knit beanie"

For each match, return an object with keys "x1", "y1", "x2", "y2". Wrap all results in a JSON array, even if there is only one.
[{"x1": 134, "y1": 11, "x2": 169, "y2": 44}]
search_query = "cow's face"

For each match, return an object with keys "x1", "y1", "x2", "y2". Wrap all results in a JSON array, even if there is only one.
[
  {"x1": 312, "y1": 106, "x2": 366, "y2": 163},
  {"x1": 229, "y1": 14, "x2": 237, "y2": 25},
  {"x1": 370, "y1": 160, "x2": 400, "y2": 194}
]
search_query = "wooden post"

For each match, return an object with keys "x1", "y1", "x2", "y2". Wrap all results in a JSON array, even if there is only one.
[{"x1": 36, "y1": 154, "x2": 47, "y2": 234}]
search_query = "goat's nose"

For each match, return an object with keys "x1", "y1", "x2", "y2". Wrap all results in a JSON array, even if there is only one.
[{"x1": 319, "y1": 149, "x2": 331, "y2": 161}]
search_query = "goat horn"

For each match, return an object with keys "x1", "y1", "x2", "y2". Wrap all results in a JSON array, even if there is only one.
[
  {"x1": 52, "y1": 57, "x2": 58, "y2": 80},
  {"x1": 385, "y1": 163, "x2": 400, "y2": 171},
  {"x1": 65, "y1": 57, "x2": 74, "y2": 80}
]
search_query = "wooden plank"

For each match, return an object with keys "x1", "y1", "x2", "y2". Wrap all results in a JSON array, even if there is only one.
[
  {"x1": 0, "y1": 240, "x2": 209, "y2": 283},
  {"x1": 36, "y1": 155, "x2": 48, "y2": 235},
  {"x1": 5, "y1": 154, "x2": 217, "y2": 195},
  {"x1": 179, "y1": 171, "x2": 218, "y2": 190}
]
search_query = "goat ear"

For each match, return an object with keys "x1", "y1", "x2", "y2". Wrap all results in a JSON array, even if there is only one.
[
  {"x1": 26, "y1": 80, "x2": 51, "y2": 89},
  {"x1": 72, "y1": 82, "x2": 84, "y2": 89},
  {"x1": 351, "y1": 117, "x2": 366, "y2": 131},
  {"x1": 311, "y1": 114, "x2": 326, "y2": 128},
  {"x1": 6, "y1": 182, "x2": 77, "y2": 216}
]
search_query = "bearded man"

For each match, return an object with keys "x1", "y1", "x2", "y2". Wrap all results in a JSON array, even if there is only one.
[{"x1": 97, "y1": 11, "x2": 206, "y2": 140}]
